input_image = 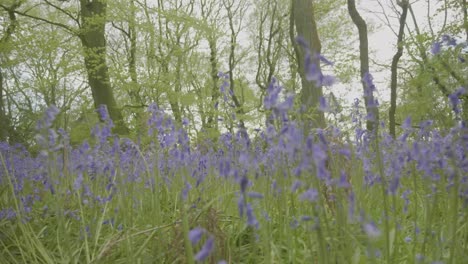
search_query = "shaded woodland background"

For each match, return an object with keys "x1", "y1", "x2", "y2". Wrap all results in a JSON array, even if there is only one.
[{"x1": 0, "y1": 0, "x2": 467, "y2": 147}]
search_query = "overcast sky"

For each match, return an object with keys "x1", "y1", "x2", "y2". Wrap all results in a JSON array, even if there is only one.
[{"x1": 344, "y1": 0, "x2": 461, "y2": 105}]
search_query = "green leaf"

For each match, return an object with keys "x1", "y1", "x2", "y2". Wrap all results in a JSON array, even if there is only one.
[{"x1": 179, "y1": 92, "x2": 197, "y2": 106}]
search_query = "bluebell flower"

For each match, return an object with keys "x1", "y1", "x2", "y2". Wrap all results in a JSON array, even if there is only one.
[
  {"x1": 194, "y1": 236, "x2": 215, "y2": 262},
  {"x1": 189, "y1": 227, "x2": 205, "y2": 245},
  {"x1": 363, "y1": 221, "x2": 381, "y2": 238},
  {"x1": 246, "y1": 203, "x2": 259, "y2": 229},
  {"x1": 247, "y1": 192, "x2": 264, "y2": 199},
  {"x1": 431, "y1": 41, "x2": 442, "y2": 54},
  {"x1": 299, "y1": 188, "x2": 318, "y2": 202},
  {"x1": 448, "y1": 87, "x2": 466, "y2": 115}
]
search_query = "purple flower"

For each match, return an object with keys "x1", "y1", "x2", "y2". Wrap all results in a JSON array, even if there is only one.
[
  {"x1": 402, "y1": 116, "x2": 412, "y2": 130},
  {"x1": 401, "y1": 189, "x2": 411, "y2": 213},
  {"x1": 389, "y1": 176, "x2": 400, "y2": 195},
  {"x1": 97, "y1": 105, "x2": 110, "y2": 122},
  {"x1": 290, "y1": 218, "x2": 299, "y2": 229},
  {"x1": 295, "y1": 36, "x2": 309, "y2": 49},
  {"x1": 240, "y1": 176, "x2": 248, "y2": 193},
  {"x1": 73, "y1": 172, "x2": 84, "y2": 191},
  {"x1": 276, "y1": 94, "x2": 294, "y2": 112},
  {"x1": 320, "y1": 75, "x2": 336, "y2": 86},
  {"x1": 194, "y1": 236, "x2": 215, "y2": 262},
  {"x1": 247, "y1": 192, "x2": 264, "y2": 199},
  {"x1": 0, "y1": 208, "x2": 16, "y2": 220},
  {"x1": 189, "y1": 227, "x2": 205, "y2": 245},
  {"x1": 448, "y1": 87, "x2": 466, "y2": 115},
  {"x1": 337, "y1": 171, "x2": 350, "y2": 188},
  {"x1": 431, "y1": 41, "x2": 441, "y2": 54},
  {"x1": 363, "y1": 222, "x2": 381, "y2": 238},
  {"x1": 318, "y1": 54, "x2": 334, "y2": 66},
  {"x1": 182, "y1": 182, "x2": 192, "y2": 200},
  {"x1": 299, "y1": 188, "x2": 319, "y2": 202},
  {"x1": 264, "y1": 78, "x2": 281, "y2": 110},
  {"x1": 319, "y1": 96, "x2": 329, "y2": 112},
  {"x1": 291, "y1": 180, "x2": 302, "y2": 193},
  {"x1": 305, "y1": 59, "x2": 322, "y2": 82},
  {"x1": 246, "y1": 203, "x2": 259, "y2": 228},
  {"x1": 362, "y1": 72, "x2": 378, "y2": 107},
  {"x1": 37, "y1": 105, "x2": 60, "y2": 130},
  {"x1": 441, "y1": 34, "x2": 457, "y2": 46}
]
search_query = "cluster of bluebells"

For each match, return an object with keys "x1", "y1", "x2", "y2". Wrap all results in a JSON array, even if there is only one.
[{"x1": 1, "y1": 37, "x2": 468, "y2": 263}]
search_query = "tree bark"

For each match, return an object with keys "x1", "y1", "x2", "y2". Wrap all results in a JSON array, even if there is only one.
[
  {"x1": 389, "y1": 0, "x2": 409, "y2": 138},
  {"x1": 128, "y1": 0, "x2": 141, "y2": 105},
  {"x1": 292, "y1": 0, "x2": 326, "y2": 130},
  {"x1": 347, "y1": 0, "x2": 379, "y2": 132},
  {"x1": 462, "y1": 0, "x2": 468, "y2": 42},
  {"x1": 0, "y1": 3, "x2": 20, "y2": 142},
  {"x1": 207, "y1": 36, "x2": 220, "y2": 129},
  {"x1": 0, "y1": 68, "x2": 7, "y2": 142},
  {"x1": 79, "y1": 0, "x2": 128, "y2": 134},
  {"x1": 225, "y1": 0, "x2": 247, "y2": 131}
]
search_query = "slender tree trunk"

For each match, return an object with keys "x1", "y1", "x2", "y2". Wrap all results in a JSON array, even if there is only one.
[
  {"x1": 206, "y1": 36, "x2": 220, "y2": 130},
  {"x1": 79, "y1": 0, "x2": 128, "y2": 134},
  {"x1": 389, "y1": 0, "x2": 409, "y2": 138},
  {"x1": 292, "y1": 0, "x2": 326, "y2": 130},
  {"x1": 174, "y1": 41, "x2": 184, "y2": 125},
  {"x1": 225, "y1": 1, "x2": 246, "y2": 131},
  {"x1": 463, "y1": 0, "x2": 468, "y2": 42},
  {"x1": 0, "y1": 68, "x2": 7, "y2": 141},
  {"x1": 347, "y1": 0, "x2": 379, "y2": 132},
  {"x1": 0, "y1": 3, "x2": 20, "y2": 142},
  {"x1": 128, "y1": 0, "x2": 141, "y2": 104}
]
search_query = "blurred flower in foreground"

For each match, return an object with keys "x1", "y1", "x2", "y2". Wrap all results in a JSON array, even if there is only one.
[
  {"x1": 363, "y1": 222, "x2": 381, "y2": 238},
  {"x1": 189, "y1": 227, "x2": 205, "y2": 245},
  {"x1": 300, "y1": 188, "x2": 318, "y2": 202},
  {"x1": 448, "y1": 87, "x2": 466, "y2": 115},
  {"x1": 188, "y1": 227, "x2": 215, "y2": 262},
  {"x1": 195, "y1": 236, "x2": 215, "y2": 262}
]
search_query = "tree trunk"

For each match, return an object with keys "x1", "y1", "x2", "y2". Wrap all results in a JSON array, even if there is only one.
[
  {"x1": 206, "y1": 36, "x2": 220, "y2": 130},
  {"x1": 0, "y1": 68, "x2": 7, "y2": 141},
  {"x1": 225, "y1": 0, "x2": 247, "y2": 131},
  {"x1": 347, "y1": 0, "x2": 379, "y2": 132},
  {"x1": 463, "y1": 0, "x2": 468, "y2": 42},
  {"x1": 389, "y1": 0, "x2": 409, "y2": 138},
  {"x1": 128, "y1": 0, "x2": 141, "y2": 104},
  {"x1": 79, "y1": 0, "x2": 128, "y2": 134},
  {"x1": 292, "y1": 0, "x2": 326, "y2": 129},
  {"x1": 0, "y1": 3, "x2": 20, "y2": 142}
]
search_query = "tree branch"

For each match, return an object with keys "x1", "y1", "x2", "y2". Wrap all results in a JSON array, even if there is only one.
[{"x1": 5, "y1": 5, "x2": 77, "y2": 35}]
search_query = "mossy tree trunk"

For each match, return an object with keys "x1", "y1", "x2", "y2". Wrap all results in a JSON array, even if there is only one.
[{"x1": 79, "y1": 0, "x2": 128, "y2": 134}]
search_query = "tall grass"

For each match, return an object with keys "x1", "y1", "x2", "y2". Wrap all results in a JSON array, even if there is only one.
[{"x1": 1, "y1": 83, "x2": 467, "y2": 263}]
